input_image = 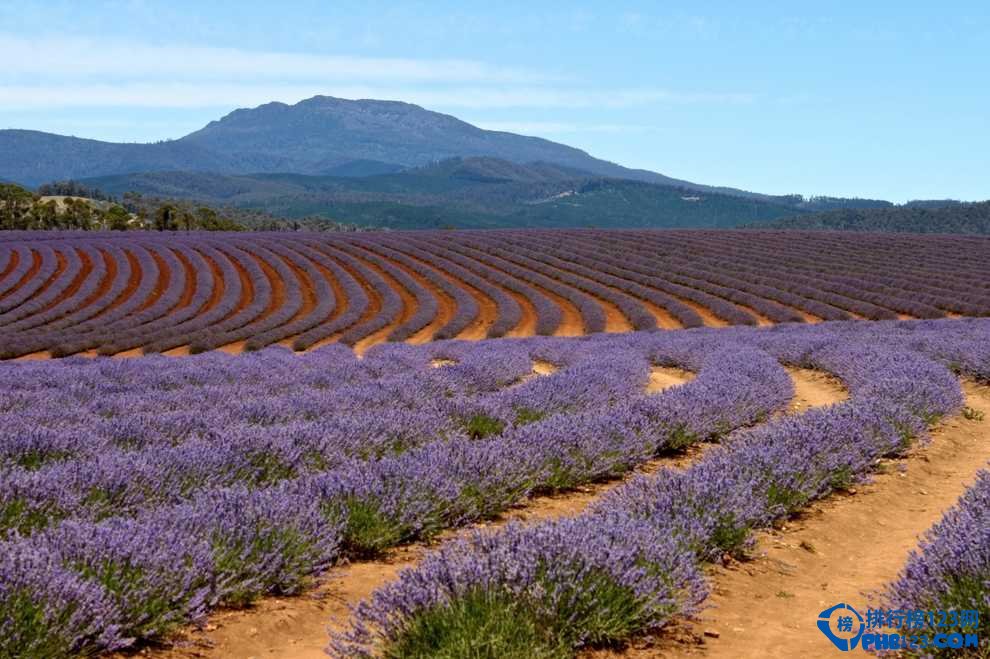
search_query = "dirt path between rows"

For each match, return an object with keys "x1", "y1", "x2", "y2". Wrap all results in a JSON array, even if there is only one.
[
  {"x1": 591, "y1": 380, "x2": 990, "y2": 659},
  {"x1": 785, "y1": 367, "x2": 848, "y2": 413},
  {"x1": 0, "y1": 247, "x2": 19, "y2": 282},
  {"x1": 504, "y1": 287, "x2": 540, "y2": 337},
  {"x1": 99, "y1": 247, "x2": 142, "y2": 317},
  {"x1": 350, "y1": 254, "x2": 417, "y2": 355},
  {"x1": 0, "y1": 248, "x2": 40, "y2": 302}
]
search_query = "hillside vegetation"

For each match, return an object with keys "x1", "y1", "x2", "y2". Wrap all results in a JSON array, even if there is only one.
[
  {"x1": 80, "y1": 157, "x2": 808, "y2": 230},
  {"x1": 0, "y1": 182, "x2": 249, "y2": 231},
  {"x1": 754, "y1": 200, "x2": 990, "y2": 234}
]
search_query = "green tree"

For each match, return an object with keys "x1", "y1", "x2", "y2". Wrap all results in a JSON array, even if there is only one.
[
  {"x1": 62, "y1": 198, "x2": 94, "y2": 230},
  {"x1": 154, "y1": 204, "x2": 179, "y2": 231},
  {"x1": 0, "y1": 183, "x2": 37, "y2": 230},
  {"x1": 104, "y1": 205, "x2": 131, "y2": 231},
  {"x1": 196, "y1": 206, "x2": 219, "y2": 230},
  {"x1": 33, "y1": 200, "x2": 59, "y2": 229}
]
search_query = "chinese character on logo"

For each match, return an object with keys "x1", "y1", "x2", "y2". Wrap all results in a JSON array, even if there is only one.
[{"x1": 866, "y1": 608, "x2": 886, "y2": 629}]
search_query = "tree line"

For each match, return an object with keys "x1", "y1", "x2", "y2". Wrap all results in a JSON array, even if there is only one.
[{"x1": 0, "y1": 183, "x2": 246, "y2": 231}]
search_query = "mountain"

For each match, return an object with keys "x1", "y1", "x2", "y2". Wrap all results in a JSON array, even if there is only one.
[
  {"x1": 81, "y1": 156, "x2": 807, "y2": 230},
  {"x1": 751, "y1": 201, "x2": 990, "y2": 234},
  {"x1": 1, "y1": 95, "x2": 779, "y2": 201}
]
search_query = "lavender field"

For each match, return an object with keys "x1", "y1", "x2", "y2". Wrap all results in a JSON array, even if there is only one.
[
  {"x1": 2, "y1": 230, "x2": 990, "y2": 359},
  {"x1": 2, "y1": 317, "x2": 989, "y2": 657}
]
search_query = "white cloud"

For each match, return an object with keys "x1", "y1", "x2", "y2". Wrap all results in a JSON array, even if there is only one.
[
  {"x1": 0, "y1": 33, "x2": 754, "y2": 113},
  {"x1": 0, "y1": 34, "x2": 553, "y2": 84}
]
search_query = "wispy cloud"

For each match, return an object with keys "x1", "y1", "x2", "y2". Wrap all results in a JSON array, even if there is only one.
[
  {"x1": 0, "y1": 35, "x2": 552, "y2": 84},
  {"x1": 472, "y1": 121, "x2": 656, "y2": 135},
  {"x1": 0, "y1": 33, "x2": 753, "y2": 113}
]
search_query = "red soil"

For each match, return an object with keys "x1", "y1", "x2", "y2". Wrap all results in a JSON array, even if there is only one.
[
  {"x1": 77, "y1": 248, "x2": 116, "y2": 313},
  {"x1": 289, "y1": 250, "x2": 349, "y2": 350},
  {"x1": 644, "y1": 299, "x2": 685, "y2": 330},
  {"x1": 352, "y1": 244, "x2": 451, "y2": 345},
  {"x1": 306, "y1": 244, "x2": 382, "y2": 350},
  {"x1": 0, "y1": 249, "x2": 41, "y2": 302},
  {"x1": 97, "y1": 248, "x2": 144, "y2": 316},
  {"x1": 136, "y1": 249, "x2": 171, "y2": 313},
  {"x1": 0, "y1": 248, "x2": 20, "y2": 281},
  {"x1": 504, "y1": 287, "x2": 540, "y2": 337},
  {"x1": 249, "y1": 248, "x2": 287, "y2": 324},
  {"x1": 34, "y1": 246, "x2": 93, "y2": 315},
  {"x1": 197, "y1": 250, "x2": 226, "y2": 315},
  {"x1": 349, "y1": 250, "x2": 417, "y2": 355},
  {"x1": 171, "y1": 247, "x2": 199, "y2": 311}
]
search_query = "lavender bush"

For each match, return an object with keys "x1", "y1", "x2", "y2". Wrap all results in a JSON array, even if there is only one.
[{"x1": 880, "y1": 470, "x2": 990, "y2": 657}]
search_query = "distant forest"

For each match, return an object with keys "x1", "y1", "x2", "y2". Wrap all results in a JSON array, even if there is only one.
[
  {"x1": 74, "y1": 158, "x2": 814, "y2": 231},
  {"x1": 753, "y1": 200, "x2": 990, "y2": 234},
  {"x1": 0, "y1": 182, "x2": 370, "y2": 232}
]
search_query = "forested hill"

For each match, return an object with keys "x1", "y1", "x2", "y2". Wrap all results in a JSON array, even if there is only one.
[
  {"x1": 752, "y1": 201, "x2": 990, "y2": 234},
  {"x1": 79, "y1": 158, "x2": 808, "y2": 230}
]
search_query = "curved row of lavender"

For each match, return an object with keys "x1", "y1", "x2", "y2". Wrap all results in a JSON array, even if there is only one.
[
  {"x1": 1, "y1": 318, "x2": 988, "y2": 656},
  {"x1": 330, "y1": 320, "x2": 980, "y2": 657},
  {"x1": 880, "y1": 471, "x2": 989, "y2": 657},
  {"x1": 1, "y1": 230, "x2": 990, "y2": 357}
]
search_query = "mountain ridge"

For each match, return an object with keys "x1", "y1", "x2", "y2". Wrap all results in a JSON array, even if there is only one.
[{"x1": 0, "y1": 95, "x2": 776, "y2": 202}]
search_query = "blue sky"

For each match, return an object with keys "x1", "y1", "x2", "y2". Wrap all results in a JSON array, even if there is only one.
[{"x1": 1, "y1": 1, "x2": 987, "y2": 202}]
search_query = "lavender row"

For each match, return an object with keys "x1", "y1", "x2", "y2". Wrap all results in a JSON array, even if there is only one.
[
  {"x1": 465, "y1": 235, "x2": 657, "y2": 331},
  {"x1": 104, "y1": 244, "x2": 217, "y2": 354},
  {"x1": 448, "y1": 239, "x2": 607, "y2": 333},
  {"x1": 2, "y1": 231, "x2": 990, "y2": 354},
  {"x1": 415, "y1": 237, "x2": 556, "y2": 334},
  {"x1": 0, "y1": 244, "x2": 85, "y2": 329},
  {"x1": 327, "y1": 242, "x2": 404, "y2": 346},
  {"x1": 11, "y1": 244, "x2": 118, "y2": 334},
  {"x1": 501, "y1": 234, "x2": 707, "y2": 328},
  {"x1": 288, "y1": 238, "x2": 367, "y2": 349},
  {"x1": 389, "y1": 238, "x2": 521, "y2": 337},
  {"x1": 357, "y1": 238, "x2": 479, "y2": 340},
  {"x1": 522, "y1": 232, "x2": 757, "y2": 325},
  {"x1": 0, "y1": 245, "x2": 31, "y2": 297},
  {"x1": 95, "y1": 243, "x2": 192, "y2": 355},
  {"x1": 517, "y1": 232, "x2": 800, "y2": 324},
  {"x1": 880, "y1": 470, "x2": 989, "y2": 657},
  {"x1": 47, "y1": 244, "x2": 163, "y2": 356},
  {"x1": 243, "y1": 240, "x2": 337, "y2": 350},
  {"x1": 0, "y1": 321, "x2": 987, "y2": 648},
  {"x1": 0, "y1": 340, "x2": 645, "y2": 534},
  {"x1": 342, "y1": 241, "x2": 438, "y2": 343},
  {"x1": 0, "y1": 243, "x2": 59, "y2": 315}
]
